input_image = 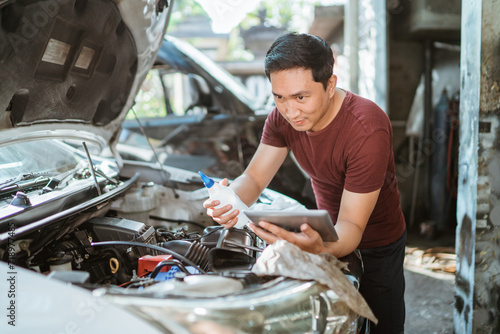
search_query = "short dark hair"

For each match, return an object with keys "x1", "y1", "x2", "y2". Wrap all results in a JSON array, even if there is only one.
[{"x1": 265, "y1": 33, "x2": 335, "y2": 90}]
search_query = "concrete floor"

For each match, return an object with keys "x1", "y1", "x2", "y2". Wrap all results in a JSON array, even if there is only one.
[
  {"x1": 405, "y1": 267, "x2": 455, "y2": 333},
  {"x1": 404, "y1": 230, "x2": 456, "y2": 334}
]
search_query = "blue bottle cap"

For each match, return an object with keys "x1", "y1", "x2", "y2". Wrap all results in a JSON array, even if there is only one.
[{"x1": 198, "y1": 171, "x2": 214, "y2": 188}]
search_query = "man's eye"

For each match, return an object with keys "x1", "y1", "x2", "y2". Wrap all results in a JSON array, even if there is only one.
[
  {"x1": 297, "y1": 96, "x2": 305, "y2": 100},
  {"x1": 275, "y1": 95, "x2": 283, "y2": 100}
]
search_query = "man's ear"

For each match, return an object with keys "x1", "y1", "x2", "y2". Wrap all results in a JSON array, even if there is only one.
[{"x1": 328, "y1": 74, "x2": 337, "y2": 97}]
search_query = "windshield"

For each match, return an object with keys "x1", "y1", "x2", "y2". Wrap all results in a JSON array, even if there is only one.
[
  {"x1": 0, "y1": 140, "x2": 83, "y2": 184},
  {"x1": 169, "y1": 36, "x2": 259, "y2": 110}
]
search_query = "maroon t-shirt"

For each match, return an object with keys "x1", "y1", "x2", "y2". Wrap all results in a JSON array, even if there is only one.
[{"x1": 261, "y1": 91, "x2": 406, "y2": 248}]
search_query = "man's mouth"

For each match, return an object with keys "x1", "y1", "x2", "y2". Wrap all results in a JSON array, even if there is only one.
[{"x1": 292, "y1": 119, "x2": 305, "y2": 126}]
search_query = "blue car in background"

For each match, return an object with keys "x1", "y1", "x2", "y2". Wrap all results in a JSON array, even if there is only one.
[{"x1": 119, "y1": 36, "x2": 316, "y2": 208}]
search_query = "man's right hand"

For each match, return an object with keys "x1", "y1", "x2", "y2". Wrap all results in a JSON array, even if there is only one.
[
  {"x1": 202, "y1": 143, "x2": 288, "y2": 229},
  {"x1": 202, "y1": 178, "x2": 240, "y2": 229}
]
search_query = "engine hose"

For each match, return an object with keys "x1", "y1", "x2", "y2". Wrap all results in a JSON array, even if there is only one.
[
  {"x1": 185, "y1": 241, "x2": 210, "y2": 272},
  {"x1": 157, "y1": 240, "x2": 210, "y2": 272}
]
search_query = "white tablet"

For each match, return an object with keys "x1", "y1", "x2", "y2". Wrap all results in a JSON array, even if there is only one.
[{"x1": 243, "y1": 209, "x2": 339, "y2": 242}]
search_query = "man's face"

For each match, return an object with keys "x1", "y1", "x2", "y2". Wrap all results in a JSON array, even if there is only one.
[{"x1": 270, "y1": 67, "x2": 336, "y2": 132}]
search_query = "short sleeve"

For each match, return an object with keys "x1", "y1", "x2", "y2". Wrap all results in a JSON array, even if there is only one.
[
  {"x1": 261, "y1": 107, "x2": 288, "y2": 148},
  {"x1": 344, "y1": 129, "x2": 391, "y2": 193}
]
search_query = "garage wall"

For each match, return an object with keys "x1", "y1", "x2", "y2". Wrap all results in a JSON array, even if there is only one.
[{"x1": 455, "y1": 0, "x2": 500, "y2": 332}]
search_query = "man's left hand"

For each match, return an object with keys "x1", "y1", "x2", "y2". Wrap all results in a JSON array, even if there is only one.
[{"x1": 248, "y1": 221, "x2": 326, "y2": 254}]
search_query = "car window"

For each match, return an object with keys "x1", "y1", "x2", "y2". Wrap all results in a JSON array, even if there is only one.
[
  {"x1": 169, "y1": 36, "x2": 258, "y2": 111},
  {"x1": 161, "y1": 72, "x2": 209, "y2": 117},
  {"x1": 128, "y1": 69, "x2": 167, "y2": 119},
  {"x1": 128, "y1": 69, "x2": 209, "y2": 119}
]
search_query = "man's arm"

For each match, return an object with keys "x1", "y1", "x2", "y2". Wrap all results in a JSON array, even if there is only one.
[
  {"x1": 203, "y1": 143, "x2": 289, "y2": 228},
  {"x1": 248, "y1": 188, "x2": 380, "y2": 258},
  {"x1": 230, "y1": 143, "x2": 289, "y2": 205}
]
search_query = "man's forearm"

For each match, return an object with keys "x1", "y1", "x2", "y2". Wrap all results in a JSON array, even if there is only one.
[
  {"x1": 227, "y1": 143, "x2": 288, "y2": 207},
  {"x1": 322, "y1": 220, "x2": 364, "y2": 258},
  {"x1": 229, "y1": 173, "x2": 265, "y2": 207}
]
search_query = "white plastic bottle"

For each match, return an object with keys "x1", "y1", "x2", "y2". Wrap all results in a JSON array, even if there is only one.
[{"x1": 199, "y1": 171, "x2": 251, "y2": 228}]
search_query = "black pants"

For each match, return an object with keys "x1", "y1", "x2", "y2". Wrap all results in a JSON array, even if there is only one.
[{"x1": 359, "y1": 229, "x2": 406, "y2": 334}]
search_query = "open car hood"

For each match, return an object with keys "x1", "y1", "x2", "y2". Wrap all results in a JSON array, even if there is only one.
[{"x1": 0, "y1": 0, "x2": 169, "y2": 150}]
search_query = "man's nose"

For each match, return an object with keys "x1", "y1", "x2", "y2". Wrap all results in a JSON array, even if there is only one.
[{"x1": 285, "y1": 101, "x2": 300, "y2": 119}]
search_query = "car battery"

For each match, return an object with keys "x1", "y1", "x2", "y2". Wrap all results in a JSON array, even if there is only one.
[{"x1": 138, "y1": 254, "x2": 173, "y2": 276}]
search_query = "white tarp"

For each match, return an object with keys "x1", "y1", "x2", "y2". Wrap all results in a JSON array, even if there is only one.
[
  {"x1": 194, "y1": 0, "x2": 262, "y2": 33},
  {"x1": 252, "y1": 240, "x2": 378, "y2": 324}
]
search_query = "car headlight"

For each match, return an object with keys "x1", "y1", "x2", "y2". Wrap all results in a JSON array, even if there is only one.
[{"x1": 98, "y1": 277, "x2": 359, "y2": 334}]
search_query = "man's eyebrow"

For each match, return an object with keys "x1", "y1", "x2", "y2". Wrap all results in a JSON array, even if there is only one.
[
  {"x1": 290, "y1": 90, "x2": 309, "y2": 97},
  {"x1": 272, "y1": 90, "x2": 309, "y2": 97}
]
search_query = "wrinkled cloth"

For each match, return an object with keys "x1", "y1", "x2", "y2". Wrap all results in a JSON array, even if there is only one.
[{"x1": 251, "y1": 240, "x2": 377, "y2": 324}]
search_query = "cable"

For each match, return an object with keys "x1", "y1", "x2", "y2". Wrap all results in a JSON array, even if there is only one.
[
  {"x1": 130, "y1": 106, "x2": 170, "y2": 186},
  {"x1": 150, "y1": 259, "x2": 190, "y2": 279},
  {"x1": 90, "y1": 241, "x2": 206, "y2": 274}
]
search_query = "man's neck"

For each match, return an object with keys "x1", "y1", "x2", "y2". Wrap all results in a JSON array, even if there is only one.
[{"x1": 327, "y1": 88, "x2": 347, "y2": 124}]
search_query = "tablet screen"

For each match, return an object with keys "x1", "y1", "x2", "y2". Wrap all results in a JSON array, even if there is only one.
[{"x1": 243, "y1": 209, "x2": 339, "y2": 242}]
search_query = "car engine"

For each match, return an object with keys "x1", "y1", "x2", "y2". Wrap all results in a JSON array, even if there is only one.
[
  {"x1": 33, "y1": 215, "x2": 264, "y2": 288},
  {"x1": 0, "y1": 157, "x2": 277, "y2": 288}
]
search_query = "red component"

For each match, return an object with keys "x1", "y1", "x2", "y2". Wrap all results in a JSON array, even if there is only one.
[{"x1": 138, "y1": 254, "x2": 173, "y2": 275}]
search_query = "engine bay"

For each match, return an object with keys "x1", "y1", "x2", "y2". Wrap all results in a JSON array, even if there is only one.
[
  {"x1": 34, "y1": 216, "x2": 266, "y2": 290},
  {"x1": 0, "y1": 159, "x2": 278, "y2": 295}
]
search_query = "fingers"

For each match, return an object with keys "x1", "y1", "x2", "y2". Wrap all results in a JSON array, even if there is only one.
[
  {"x1": 249, "y1": 222, "x2": 325, "y2": 254},
  {"x1": 206, "y1": 203, "x2": 239, "y2": 228},
  {"x1": 203, "y1": 199, "x2": 220, "y2": 209},
  {"x1": 300, "y1": 223, "x2": 317, "y2": 237},
  {"x1": 298, "y1": 223, "x2": 325, "y2": 254},
  {"x1": 218, "y1": 216, "x2": 238, "y2": 229},
  {"x1": 248, "y1": 222, "x2": 280, "y2": 244},
  {"x1": 255, "y1": 220, "x2": 295, "y2": 239},
  {"x1": 202, "y1": 178, "x2": 235, "y2": 229},
  {"x1": 203, "y1": 199, "x2": 234, "y2": 221},
  {"x1": 209, "y1": 204, "x2": 235, "y2": 218},
  {"x1": 212, "y1": 211, "x2": 238, "y2": 229}
]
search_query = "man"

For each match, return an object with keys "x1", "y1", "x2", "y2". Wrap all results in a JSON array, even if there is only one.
[{"x1": 203, "y1": 32, "x2": 406, "y2": 334}]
